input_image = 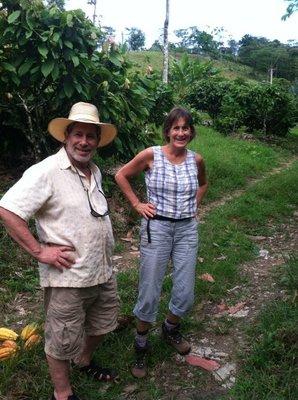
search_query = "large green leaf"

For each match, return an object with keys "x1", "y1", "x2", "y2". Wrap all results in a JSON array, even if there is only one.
[
  {"x1": 109, "y1": 54, "x2": 123, "y2": 68},
  {"x1": 66, "y1": 14, "x2": 73, "y2": 27},
  {"x1": 1, "y1": 62, "x2": 16, "y2": 73},
  {"x1": 38, "y1": 45, "x2": 48, "y2": 58},
  {"x1": 52, "y1": 32, "x2": 60, "y2": 43},
  {"x1": 41, "y1": 59, "x2": 55, "y2": 77},
  {"x1": 51, "y1": 63, "x2": 59, "y2": 80},
  {"x1": 63, "y1": 81, "x2": 74, "y2": 98},
  {"x1": 18, "y1": 60, "x2": 35, "y2": 76},
  {"x1": 71, "y1": 55, "x2": 79, "y2": 67},
  {"x1": 8, "y1": 11, "x2": 21, "y2": 24},
  {"x1": 64, "y1": 41, "x2": 73, "y2": 49}
]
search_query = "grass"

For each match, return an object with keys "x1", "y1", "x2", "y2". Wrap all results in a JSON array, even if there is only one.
[
  {"x1": 190, "y1": 126, "x2": 290, "y2": 203},
  {"x1": 126, "y1": 50, "x2": 265, "y2": 82},
  {"x1": 232, "y1": 257, "x2": 298, "y2": 399},
  {"x1": 0, "y1": 128, "x2": 297, "y2": 398}
]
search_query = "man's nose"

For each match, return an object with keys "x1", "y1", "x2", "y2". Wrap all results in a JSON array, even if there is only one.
[{"x1": 80, "y1": 135, "x2": 88, "y2": 145}]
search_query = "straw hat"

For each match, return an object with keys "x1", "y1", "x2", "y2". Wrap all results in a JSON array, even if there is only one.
[{"x1": 48, "y1": 102, "x2": 117, "y2": 147}]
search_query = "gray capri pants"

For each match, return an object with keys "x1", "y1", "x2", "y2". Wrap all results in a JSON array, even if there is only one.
[{"x1": 133, "y1": 217, "x2": 199, "y2": 323}]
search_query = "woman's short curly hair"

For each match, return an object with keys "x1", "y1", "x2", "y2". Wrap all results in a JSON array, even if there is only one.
[{"x1": 163, "y1": 107, "x2": 196, "y2": 143}]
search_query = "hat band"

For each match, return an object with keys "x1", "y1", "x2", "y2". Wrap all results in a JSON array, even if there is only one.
[{"x1": 69, "y1": 114, "x2": 100, "y2": 123}]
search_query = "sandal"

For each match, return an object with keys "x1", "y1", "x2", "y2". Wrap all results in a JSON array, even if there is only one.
[{"x1": 77, "y1": 360, "x2": 119, "y2": 383}]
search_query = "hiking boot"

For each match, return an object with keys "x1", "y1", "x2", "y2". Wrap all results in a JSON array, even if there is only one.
[
  {"x1": 131, "y1": 343, "x2": 149, "y2": 379},
  {"x1": 161, "y1": 322, "x2": 191, "y2": 355}
]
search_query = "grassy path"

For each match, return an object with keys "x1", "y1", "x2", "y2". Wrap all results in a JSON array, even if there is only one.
[{"x1": 199, "y1": 156, "x2": 297, "y2": 220}]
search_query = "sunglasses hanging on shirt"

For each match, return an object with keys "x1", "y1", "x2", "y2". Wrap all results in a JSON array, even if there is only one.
[{"x1": 74, "y1": 166, "x2": 109, "y2": 218}]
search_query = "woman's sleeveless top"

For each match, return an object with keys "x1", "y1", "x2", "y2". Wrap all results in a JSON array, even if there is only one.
[{"x1": 145, "y1": 146, "x2": 198, "y2": 219}]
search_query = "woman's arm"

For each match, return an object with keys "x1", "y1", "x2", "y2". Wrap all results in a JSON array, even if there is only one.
[
  {"x1": 115, "y1": 148, "x2": 156, "y2": 219},
  {"x1": 195, "y1": 154, "x2": 208, "y2": 206}
]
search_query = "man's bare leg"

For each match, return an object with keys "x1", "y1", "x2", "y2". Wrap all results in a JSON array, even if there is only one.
[{"x1": 46, "y1": 355, "x2": 72, "y2": 400}]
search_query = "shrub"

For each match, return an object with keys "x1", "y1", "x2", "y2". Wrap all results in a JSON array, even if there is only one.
[{"x1": 187, "y1": 77, "x2": 297, "y2": 136}]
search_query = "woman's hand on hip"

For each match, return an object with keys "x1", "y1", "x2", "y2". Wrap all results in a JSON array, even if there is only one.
[{"x1": 134, "y1": 202, "x2": 156, "y2": 219}]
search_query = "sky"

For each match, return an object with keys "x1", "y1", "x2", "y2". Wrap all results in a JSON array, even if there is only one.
[{"x1": 66, "y1": 0, "x2": 298, "y2": 47}]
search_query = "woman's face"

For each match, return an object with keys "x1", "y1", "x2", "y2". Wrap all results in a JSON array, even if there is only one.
[{"x1": 167, "y1": 117, "x2": 191, "y2": 148}]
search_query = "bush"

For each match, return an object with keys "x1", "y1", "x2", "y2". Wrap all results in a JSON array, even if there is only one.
[{"x1": 187, "y1": 77, "x2": 297, "y2": 136}]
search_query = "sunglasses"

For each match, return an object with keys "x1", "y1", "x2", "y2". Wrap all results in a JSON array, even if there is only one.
[
  {"x1": 85, "y1": 187, "x2": 110, "y2": 218},
  {"x1": 75, "y1": 166, "x2": 109, "y2": 218}
]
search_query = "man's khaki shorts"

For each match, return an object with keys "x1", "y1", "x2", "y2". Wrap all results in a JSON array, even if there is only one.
[{"x1": 44, "y1": 274, "x2": 119, "y2": 360}]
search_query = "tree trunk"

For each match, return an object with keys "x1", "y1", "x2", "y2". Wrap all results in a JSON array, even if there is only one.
[{"x1": 162, "y1": 0, "x2": 170, "y2": 84}]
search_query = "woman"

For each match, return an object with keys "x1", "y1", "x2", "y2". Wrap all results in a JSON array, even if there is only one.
[{"x1": 115, "y1": 107, "x2": 208, "y2": 378}]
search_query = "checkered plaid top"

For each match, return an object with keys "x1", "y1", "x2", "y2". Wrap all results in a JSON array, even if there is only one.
[{"x1": 145, "y1": 146, "x2": 199, "y2": 219}]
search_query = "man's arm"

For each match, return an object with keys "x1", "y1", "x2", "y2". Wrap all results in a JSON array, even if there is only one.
[{"x1": 0, "y1": 207, "x2": 75, "y2": 271}]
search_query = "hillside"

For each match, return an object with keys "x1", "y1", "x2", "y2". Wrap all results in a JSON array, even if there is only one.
[{"x1": 127, "y1": 50, "x2": 267, "y2": 82}]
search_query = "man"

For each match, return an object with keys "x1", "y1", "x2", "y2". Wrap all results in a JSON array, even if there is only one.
[{"x1": 0, "y1": 102, "x2": 118, "y2": 400}]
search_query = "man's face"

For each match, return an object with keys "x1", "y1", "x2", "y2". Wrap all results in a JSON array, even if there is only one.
[{"x1": 65, "y1": 122, "x2": 99, "y2": 168}]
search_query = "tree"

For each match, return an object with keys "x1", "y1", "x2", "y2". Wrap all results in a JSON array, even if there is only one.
[
  {"x1": 162, "y1": 0, "x2": 169, "y2": 84},
  {"x1": 47, "y1": 0, "x2": 65, "y2": 10},
  {"x1": 125, "y1": 27, "x2": 145, "y2": 50},
  {"x1": 238, "y1": 35, "x2": 298, "y2": 81},
  {"x1": 174, "y1": 26, "x2": 220, "y2": 57},
  {"x1": 282, "y1": 0, "x2": 298, "y2": 20},
  {"x1": 0, "y1": 0, "x2": 101, "y2": 160}
]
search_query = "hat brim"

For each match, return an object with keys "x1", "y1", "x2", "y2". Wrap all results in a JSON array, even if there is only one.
[{"x1": 48, "y1": 118, "x2": 117, "y2": 147}]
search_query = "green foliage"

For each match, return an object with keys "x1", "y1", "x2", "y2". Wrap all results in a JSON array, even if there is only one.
[
  {"x1": 238, "y1": 34, "x2": 298, "y2": 82},
  {"x1": 125, "y1": 27, "x2": 145, "y2": 51},
  {"x1": 169, "y1": 53, "x2": 219, "y2": 103},
  {"x1": 0, "y1": 2, "x2": 167, "y2": 163},
  {"x1": 187, "y1": 77, "x2": 297, "y2": 136},
  {"x1": 174, "y1": 26, "x2": 220, "y2": 58},
  {"x1": 0, "y1": 0, "x2": 101, "y2": 159},
  {"x1": 282, "y1": 0, "x2": 298, "y2": 20}
]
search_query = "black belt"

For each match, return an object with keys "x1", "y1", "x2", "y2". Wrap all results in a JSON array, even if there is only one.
[{"x1": 146, "y1": 215, "x2": 192, "y2": 243}]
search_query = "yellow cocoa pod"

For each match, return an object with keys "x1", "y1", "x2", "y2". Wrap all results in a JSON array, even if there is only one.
[
  {"x1": 0, "y1": 347, "x2": 16, "y2": 361},
  {"x1": 24, "y1": 334, "x2": 41, "y2": 349},
  {"x1": 1, "y1": 340, "x2": 19, "y2": 350},
  {"x1": 20, "y1": 323, "x2": 38, "y2": 341},
  {"x1": 0, "y1": 327, "x2": 18, "y2": 341}
]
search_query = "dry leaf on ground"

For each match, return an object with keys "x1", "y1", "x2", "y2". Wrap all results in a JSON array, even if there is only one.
[
  {"x1": 185, "y1": 354, "x2": 220, "y2": 371},
  {"x1": 199, "y1": 273, "x2": 215, "y2": 283},
  {"x1": 228, "y1": 302, "x2": 246, "y2": 314}
]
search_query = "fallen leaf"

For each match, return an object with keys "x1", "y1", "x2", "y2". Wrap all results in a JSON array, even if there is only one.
[
  {"x1": 228, "y1": 302, "x2": 246, "y2": 314},
  {"x1": 120, "y1": 237, "x2": 132, "y2": 242},
  {"x1": 185, "y1": 354, "x2": 220, "y2": 371},
  {"x1": 217, "y1": 302, "x2": 228, "y2": 312},
  {"x1": 197, "y1": 257, "x2": 204, "y2": 263},
  {"x1": 199, "y1": 273, "x2": 215, "y2": 283},
  {"x1": 129, "y1": 251, "x2": 140, "y2": 256},
  {"x1": 130, "y1": 245, "x2": 138, "y2": 251},
  {"x1": 126, "y1": 230, "x2": 133, "y2": 239},
  {"x1": 215, "y1": 255, "x2": 227, "y2": 261}
]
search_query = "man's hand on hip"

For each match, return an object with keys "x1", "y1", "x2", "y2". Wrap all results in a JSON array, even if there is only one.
[{"x1": 37, "y1": 245, "x2": 76, "y2": 271}]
